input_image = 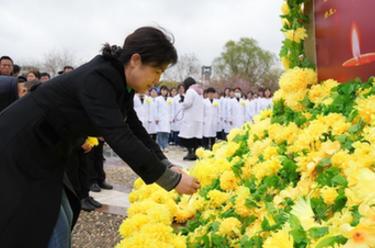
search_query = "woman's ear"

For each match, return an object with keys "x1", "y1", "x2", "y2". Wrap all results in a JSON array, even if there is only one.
[{"x1": 129, "y1": 53, "x2": 142, "y2": 67}]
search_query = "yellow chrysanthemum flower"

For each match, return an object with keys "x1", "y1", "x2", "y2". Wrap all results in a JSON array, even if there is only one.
[
  {"x1": 218, "y1": 217, "x2": 242, "y2": 237},
  {"x1": 284, "y1": 27, "x2": 308, "y2": 43},
  {"x1": 281, "y1": 2, "x2": 290, "y2": 16},
  {"x1": 263, "y1": 225, "x2": 294, "y2": 248},
  {"x1": 86, "y1": 136, "x2": 99, "y2": 147},
  {"x1": 320, "y1": 186, "x2": 339, "y2": 205},
  {"x1": 220, "y1": 170, "x2": 238, "y2": 191}
]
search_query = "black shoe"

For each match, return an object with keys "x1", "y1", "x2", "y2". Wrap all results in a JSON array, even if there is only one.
[
  {"x1": 185, "y1": 153, "x2": 197, "y2": 161},
  {"x1": 99, "y1": 181, "x2": 113, "y2": 190},
  {"x1": 88, "y1": 196, "x2": 102, "y2": 208},
  {"x1": 90, "y1": 183, "x2": 101, "y2": 192},
  {"x1": 81, "y1": 198, "x2": 96, "y2": 212},
  {"x1": 183, "y1": 148, "x2": 193, "y2": 160}
]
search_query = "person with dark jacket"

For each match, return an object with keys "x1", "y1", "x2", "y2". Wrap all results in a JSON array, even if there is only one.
[
  {"x1": 0, "y1": 76, "x2": 27, "y2": 112},
  {"x1": 0, "y1": 26, "x2": 200, "y2": 248},
  {"x1": 88, "y1": 139, "x2": 114, "y2": 192}
]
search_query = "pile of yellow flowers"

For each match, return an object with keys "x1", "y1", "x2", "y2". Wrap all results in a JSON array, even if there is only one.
[{"x1": 116, "y1": 67, "x2": 375, "y2": 248}]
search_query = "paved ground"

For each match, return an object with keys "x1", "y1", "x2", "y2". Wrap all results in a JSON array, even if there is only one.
[{"x1": 71, "y1": 145, "x2": 195, "y2": 247}]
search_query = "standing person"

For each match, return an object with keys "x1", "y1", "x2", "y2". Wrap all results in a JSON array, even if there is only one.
[
  {"x1": 0, "y1": 56, "x2": 14, "y2": 76},
  {"x1": 171, "y1": 84, "x2": 185, "y2": 146},
  {"x1": 40, "y1": 72, "x2": 51, "y2": 82},
  {"x1": 0, "y1": 76, "x2": 27, "y2": 112},
  {"x1": 170, "y1": 87, "x2": 177, "y2": 97},
  {"x1": 66, "y1": 137, "x2": 102, "y2": 212},
  {"x1": 0, "y1": 26, "x2": 200, "y2": 248},
  {"x1": 133, "y1": 93, "x2": 147, "y2": 127},
  {"x1": 223, "y1": 88, "x2": 234, "y2": 136},
  {"x1": 245, "y1": 91, "x2": 257, "y2": 122},
  {"x1": 258, "y1": 88, "x2": 273, "y2": 112},
  {"x1": 145, "y1": 88, "x2": 158, "y2": 140},
  {"x1": 155, "y1": 85, "x2": 172, "y2": 151},
  {"x1": 88, "y1": 138, "x2": 113, "y2": 192},
  {"x1": 228, "y1": 87, "x2": 246, "y2": 129},
  {"x1": 26, "y1": 69, "x2": 41, "y2": 81},
  {"x1": 178, "y1": 77, "x2": 204, "y2": 161},
  {"x1": 203, "y1": 88, "x2": 219, "y2": 150}
]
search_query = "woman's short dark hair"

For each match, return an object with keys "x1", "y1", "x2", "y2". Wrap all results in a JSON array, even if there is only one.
[
  {"x1": 160, "y1": 85, "x2": 169, "y2": 92},
  {"x1": 183, "y1": 77, "x2": 196, "y2": 91},
  {"x1": 102, "y1": 26, "x2": 178, "y2": 68},
  {"x1": 206, "y1": 87, "x2": 216, "y2": 93},
  {"x1": 27, "y1": 70, "x2": 40, "y2": 79}
]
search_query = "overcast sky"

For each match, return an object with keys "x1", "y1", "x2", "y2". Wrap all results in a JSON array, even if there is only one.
[{"x1": 0, "y1": 0, "x2": 284, "y2": 66}]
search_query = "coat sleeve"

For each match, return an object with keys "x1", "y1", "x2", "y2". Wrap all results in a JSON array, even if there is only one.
[
  {"x1": 182, "y1": 89, "x2": 194, "y2": 110},
  {"x1": 79, "y1": 73, "x2": 179, "y2": 189}
]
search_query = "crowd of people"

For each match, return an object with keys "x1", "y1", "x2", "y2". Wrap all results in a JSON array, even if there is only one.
[
  {"x1": 133, "y1": 77, "x2": 273, "y2": 160},
  {"x1": 0, "y1": 55, "x2": 113, "y2": 213}
]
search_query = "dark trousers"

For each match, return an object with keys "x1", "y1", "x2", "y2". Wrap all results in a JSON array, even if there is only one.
[
  {"x1": 171, "y1": 131, "x2": 180, "y2": 145},
  {"x1": 216, "y1": 130, "x2": 226, "y2": 140},
  {"x1": 87, "y1": 141, "x2": 106, "y2": 185},
  {"x1": 150, "y1": 134, "x2": 157, "y2": 142},
  {"x1": 66, "y1": 150, "x2": 90, "y2": 200},
  {"x1": 180, "y1": 137, "x2": 202, "y2": 150},
  {"x1": 203, "y1": 137, "x2": 216, "y2": 150}
]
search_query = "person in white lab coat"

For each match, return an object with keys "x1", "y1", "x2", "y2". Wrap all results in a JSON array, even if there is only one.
[
  {"x1": 217, "y1": 88, "x2": 229, "y2": 140},
  {"x1": 227, "y1": 88, "x2": 246, "y2": 130},
  {"x1": 257, "y1": 88, "x2": 273, "y2": 113},
  {"x1": 143, "y1": 89, "x2": 158, "y2": 140},
  {"x1": 203, "y1": 88, "x2": 219, "y2": 150},
  {"x1": 155, "y1": 86, "x2": 172, "y2": 151},
  {"x1": 245, "y1": 91, "x2": 257, "y2": 123},
  {"x1": 223, "y1": 88, "x2": 234, "y2": 137},
  {"x1": 171, "y1": 84, "x2": 185, "y2": 146},
  {"x1": 133, "y1": 93, "x2": 147, "y2": 127},
  {"x1": 178, "y1": 77, "x2": 204, "y2": 160}
]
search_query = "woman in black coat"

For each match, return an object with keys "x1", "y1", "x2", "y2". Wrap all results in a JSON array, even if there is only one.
[{"x1": 0, "y1": 27, "x2": 200, "y2": 247}]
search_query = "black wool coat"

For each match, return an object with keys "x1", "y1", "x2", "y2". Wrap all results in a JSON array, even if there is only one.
[
  {"x1": 0, "y1": 76, "x2": 18, "y2": 112},
  {"x1": 0, "y1": 55, "x2": 168, "y2": 247}
]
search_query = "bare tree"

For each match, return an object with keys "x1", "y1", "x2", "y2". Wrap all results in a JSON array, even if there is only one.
[
  {"x1": 41, "y1": 49, "x2": 77, "y2": 76},
  {"x1": 162, "y1": 53, "x2": 201, "y2": 82}
]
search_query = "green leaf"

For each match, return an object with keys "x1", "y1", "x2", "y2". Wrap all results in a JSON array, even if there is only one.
[
  {"x1": 317, "y1": 167, "x2": 347, "y2": 187},
  {"x1": 315, "y1": 235, "x2": 348, "y2": 248},
  {"x1": 332, "y1": 188, "x2": 347, "y2": 213},
  {"x1": 240, "y1": 235, "x2": 263, "y2": 248},
  {"x1": 350, "y1": 205, "x2": 361, "y2": 227},
  {"x1": 211, "y1": 234, "x2": 228, "y2": 248},
  {"x1": 308, "y1": 227, "x2": 329, "y2": 239},
  {"x1": 311, "y1": 197, "x2": 329, "y2": 221},
  {"x1": 279, "y1": 157, "x2": 300, "y2": 186},
  {"x1": 289, "y1": 215, "x2": 308, "y2": 246}
]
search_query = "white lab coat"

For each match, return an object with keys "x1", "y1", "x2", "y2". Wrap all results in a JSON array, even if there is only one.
[
  {"x1": 144, "y1": 96, "x2": 157, "y2": 134},
  {"x1": 133, "y1": 94, "x2": 147, "y2": 127},
  {"x1": 203, "y1": 99, "x2": 219, "y2": 138},
  {"x1": 171, "y1": 94, "x2": 184, "y2": 132},
  {"x1": 257, "y1": 97, "x2": 273, "y2": 113},
  {"x1": 245, "y1": 99, "x2": 258, "y2": 122},
  {"x1": 178, "y1": 88, "x2": 204, "y2": 139},
  {"x1": 223, "y1": 97, "x2": 232, "y2": 133},
  {"x1": 218, "y1": 97, "x2": 226, "y2": 132},
  {"x1": 155, "y1": 96, "x2": 172, "y2": 133},
  {"x1": 228, "y1": 98, "x2": 247, "y2": 129}
]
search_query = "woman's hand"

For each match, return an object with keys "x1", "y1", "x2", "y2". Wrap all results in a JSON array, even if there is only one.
[
  {"x1": 81, "y1": 141, "x2": 93, "y2": 153},
  {"x1": 174, "y1": 173, "x2": 200, "y2": 195}
]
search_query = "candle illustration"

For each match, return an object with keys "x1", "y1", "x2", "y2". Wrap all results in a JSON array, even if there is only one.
[{"x1": 342, "y1": 22, "x2": 375, "y2": 67}]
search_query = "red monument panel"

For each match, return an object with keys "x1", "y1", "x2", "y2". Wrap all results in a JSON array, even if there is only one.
[{"x1": 315, "y1": 0, "x2": 375, "y2": 82}]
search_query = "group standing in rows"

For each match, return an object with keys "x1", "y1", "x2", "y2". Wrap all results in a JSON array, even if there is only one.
[{"x1": 133, "y1": 77, "x2": 273, "y2": 160}]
